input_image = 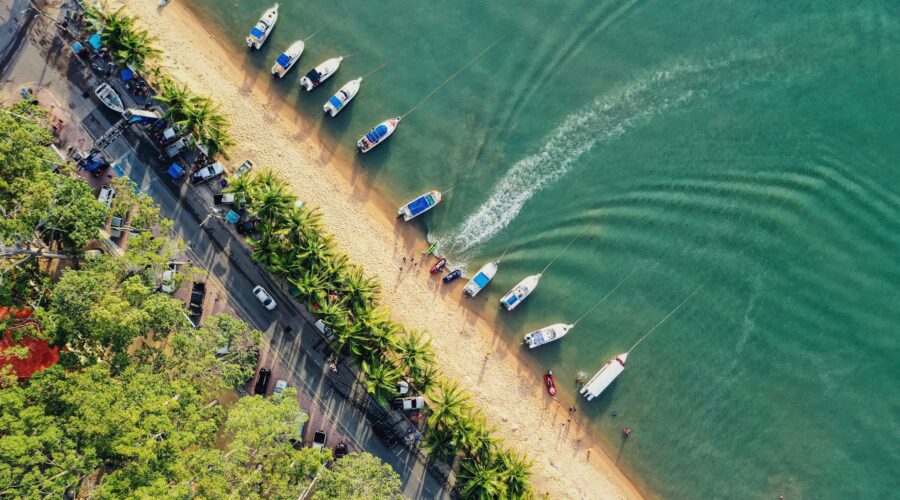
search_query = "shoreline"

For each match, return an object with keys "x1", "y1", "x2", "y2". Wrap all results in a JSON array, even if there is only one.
[{"x1": 124, "y1": 1, "x2": 644, "y2": 497}]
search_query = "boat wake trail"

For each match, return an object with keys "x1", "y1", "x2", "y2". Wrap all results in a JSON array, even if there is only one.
[{"x1": 437, "y1": 53, "x2": 771, "y2": 259}]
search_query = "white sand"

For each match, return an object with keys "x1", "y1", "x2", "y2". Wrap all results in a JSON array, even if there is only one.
[{"x1": 121, "y1": 1, "x2": 644, "y2": 497}]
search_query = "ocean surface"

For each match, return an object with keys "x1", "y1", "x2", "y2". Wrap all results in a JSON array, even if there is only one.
[{"x1": 188, "y1": 0, "x2": 900, "y2": 497}]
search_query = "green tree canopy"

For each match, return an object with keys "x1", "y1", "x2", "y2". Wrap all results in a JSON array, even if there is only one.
[{"x1": 312, "y1": 452, "x2": 403, "y2": 500}]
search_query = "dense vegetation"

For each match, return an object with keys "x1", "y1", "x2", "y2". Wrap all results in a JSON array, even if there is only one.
[{"x1": 0, "y1": 103, "x2": 402, "y2": 498}]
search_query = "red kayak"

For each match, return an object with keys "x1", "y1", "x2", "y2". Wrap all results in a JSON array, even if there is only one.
[
  {"x1": 543, "y1": 370, "x2": 557, "y2": 396},
  {"x1": 430, "y1": 258, "x2": 447, "y2": 273}
]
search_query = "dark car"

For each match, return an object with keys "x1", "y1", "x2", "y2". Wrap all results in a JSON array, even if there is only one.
[
  {"x1": 188, "y1": 282, "x2": 206, "y2": 325},
  {"x1": 254, "y1": 368, "x2": 271, "y2": 395},
  {"x1": 333, "y1": 441, "x2": 349, "y2": 459},
  {"x1": 371, "y1": 420, "x2": 399, "y2": 448},
  {"x1": 236, "y1": 216, "x2": 261, "y2": 235}
]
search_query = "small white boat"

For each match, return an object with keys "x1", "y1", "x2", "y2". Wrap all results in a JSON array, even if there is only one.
[
  {"x1": 94, "y1": 83, "x2": 124, "y2": 114},
  {"x1": 397, "y1": 190, "x2": 442, "y2": 221},
  {"x1": 159, "y1": 0, "x2": 171, "y2": 6},
  {"x1": 357, "y1": 117, "x2": 401, "y2": 153},
  {"x1": 323, "y1": 78, "x2": 362, "y2": 117},
  {"x1": 246, "y1": 3, "x2": 279, "y2": 50},
  {"x1": 300, "y1": 57, "x2": 343, "y2": 91},
  {"x1": 463, "y1": 261, "x2": 499, "y2": 297},
  {"x1": 580, "y1": 353, "x2": 628, "y2": 401},
  {"x1": 500, "y1": 274, "x2": 541, "y2": 311},
  {"x1": 523, "y1": 323, "x2": 574, "y2": 349},
  {"x1": 271, "y1": 40, "x2": 304, "y2": 78}
]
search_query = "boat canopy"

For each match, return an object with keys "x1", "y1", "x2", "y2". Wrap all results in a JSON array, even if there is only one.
[
  {"x1": 365, "y1": 124, "x2": 389, "y2": 143},
  {"x1": 304, "y1": 69, "x2": 321, "y2": 83},
  {"x1": 407, "y1": 196, "x2": 433, "y2": 216},
  {"x1": 250, "y1": 27, "x2": 264, "y2": 39},
  {"x1": 328, "y1": 96, "x2": 342, "y2": 108},
  {"x1": 276, "y1": 53, "x2": 292, "y2": 68},
  {"x1": 473, "y1": 273, "x2": 490, "y2": 287}
]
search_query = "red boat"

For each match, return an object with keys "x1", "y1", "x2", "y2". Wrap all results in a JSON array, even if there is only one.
[
  {"x1": 543, "y1": 370, "x2": 557, "y2": 396},
  {"x1": 430, "y1": 258, "x2": 447, "y2": 273}
]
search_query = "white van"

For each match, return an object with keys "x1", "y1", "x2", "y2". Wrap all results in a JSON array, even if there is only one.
[
  {"x1": 97, "y1": 185, "x2": 115, "y2": 208},
  {"x1": 314, "y1": 319, "x2": 336, "y2": 342}
]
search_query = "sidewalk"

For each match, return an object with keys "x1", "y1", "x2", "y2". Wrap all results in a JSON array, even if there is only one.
[{"x1": 0, "y1": 3, "x2": 451, "y2": 497}]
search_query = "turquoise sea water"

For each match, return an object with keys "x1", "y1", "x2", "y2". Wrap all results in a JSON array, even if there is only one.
[{"x1": 187, "y1": 1, "x2": 900, "y2": 497}]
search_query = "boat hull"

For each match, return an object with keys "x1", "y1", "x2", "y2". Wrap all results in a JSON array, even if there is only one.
[
  {"x1": 500, "y1": 274, "x2": 541, "y2": 311},
  {"x1": 246, "y1": 5, "x2": 278, "y2": 50},
  {"x1": 271, "y1": 41, "x2": 304, "y2": 77},
  {"x1": 524, "y1": 323, "x2": 573, "y2": 349},
  {"x1": 300, "y1": 57, "x2": 343, "y2": 91},
  {"x1": 324, "y1": 78, "x2": 362, "y2": 116},
  {"x1": 357, "y1": 117, "x2": 401, "y2": 153},
  {"x1": 398, "y1": 190, "x2": 443, "y2": 221},
  {"x1": 580, "y1": 353, "x2": 628, "y2": 401},
  {"x1": 464, "y1": 261, "x2": 499, "y2": 297}
]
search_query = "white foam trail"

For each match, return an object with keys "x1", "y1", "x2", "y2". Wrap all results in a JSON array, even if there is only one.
[{"x1": 438, "y1": 55, "x2": 767, "y2": 259}]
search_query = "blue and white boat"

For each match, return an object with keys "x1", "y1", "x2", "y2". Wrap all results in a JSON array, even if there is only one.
[
  {"x1": 300, "y1": 57, "x2": 344, "y2": 91},
  {"x1": 271, "y1": 40, "x2": 304, "y2": 78},
  {"x1": 463, "y1": 261, "x2": 499, "y2": 297},
  {"x1": 324, "y1": 78, "x2": 362, "y2": 117},
  {"x1": 397, "y1": 190, "x2": 442, "y2": 221},
  {"x1": 523, "y1": 323, "x2": 573, "y2": 349},
  {"x1": 500, "y1": 274, "x2": 541, "y2": 311},
  {"x1": 357, "y1": 117, "x2": 401, "y2": 153},
  {"x1": 246, "y1": 4, "x2": 279, "y2": 50}
]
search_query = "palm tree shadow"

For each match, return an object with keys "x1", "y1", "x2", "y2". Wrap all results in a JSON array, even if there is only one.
[{"x1": 240, "y1": 50, "x2": 260, "y2": 93}]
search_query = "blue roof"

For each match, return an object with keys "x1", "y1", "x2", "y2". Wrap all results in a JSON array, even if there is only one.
[
  {"x1": 167, "y1": 163, "x2": 184, "y2": 179},
  {"x1": 88, "y1": 33, "x2": 102, "y2": 49},
  {"x1": 328, "y1": 96, "x2": 343, "y2": 109},
  {"x1": 473, "y1": 272, "x2": 491, "y2": 287},
  {"x1": 249, "y1": 27, "x2": 264, "y2": 39},
  {"x1": 275, "y1": 53, "x2": 291, "y2": 69},
  {"x1": 365, "y1": 124, "x2": 389, "y2": 143},
  {"x1": 407, "y1": 196, "x2": 432, "y2": 216}
]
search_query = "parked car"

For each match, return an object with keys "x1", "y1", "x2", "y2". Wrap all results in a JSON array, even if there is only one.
[
  {"x1": 254, "y1": 368, "x2": 271, "y2": 395},
  {"x1": 371, "y1": 419, "x2": 399, "y2": 448},
  {"x1": 191, "y1": 162, "x2": 225, "y2": 184},
  {"x1": 188, "y1": 282, "x2": 206, "y2": 323},
  {"x1": 213, "y1": 192, "x2": 235, "y2": 205},
  {"x1": 109, "y1": 215, "x2": 124, "y2": 238},
  {"x1": 97, "y1": 185, "x2": 115, "y2": 208},
  {"x1": 164, "y1": 137, "x2": 188, "y2": 159},
  {"x1": 273, "y1": 379, "x2": 288, "y2": 395},
  {"x1": 236, "y1": 216, "x2": 261, "y2": 235},
  {"x1": 314, "y1": 319, "x2": 336, "y2": 342},
  {"x1": 391, "y1": 396, "x2": 426, "y2": 411},
  {"x1": 333, "y1": 441, "x2": 349, "y2": 459},
  {"x1": 252, "y1": 285, "x2": 277, "y2": 310},
  {"x1": 312, "y1": 430, "x2": 327, "y2": 450}
]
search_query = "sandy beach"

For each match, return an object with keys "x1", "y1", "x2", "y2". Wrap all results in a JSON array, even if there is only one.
[{"x1": 120, "y1": 1, "x2": 644, "y2": 497}]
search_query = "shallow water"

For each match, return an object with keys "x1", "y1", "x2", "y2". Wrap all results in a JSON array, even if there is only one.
[{"x1": 190, "y1": 0, "x2": 900, "y2": 497}]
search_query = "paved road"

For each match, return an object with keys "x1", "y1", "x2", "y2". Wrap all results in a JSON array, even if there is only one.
[{"x1": 0, "y1": 7, "x2": 449, "y2": 498}]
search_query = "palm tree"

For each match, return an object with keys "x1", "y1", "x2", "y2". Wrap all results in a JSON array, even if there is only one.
[
  {"x1": 463, "y1": 412, "x2": 497, "y2": 461},
  {"x1": 288, "y1": 268, "x2": 327, "y2": 304},
  {"x1": 495, "y1": 449, "x2": 533, "y2": 498},
  {"x1": 397, "y1": 329, "x2": 434, "y2": 380},
  {"x1": 155, "y1": 79, "x2": 194, "y2": 122},
  {"x1": 281, "y1": 205, "x2": 322, "y2": 247},
  {"x1": 222, "y1": 171, "x2": 257, "y2": 209},
  {"x1": 299, "y1": 232, "x2": 335, "y2": 272},
  {"x1": 254, "y1": 181, "x2": 295, "y2": 223},
  {"x1": 114, "y1": 28, "x2": 161, "y2": 70},
  {"x1": 247, "y1": 227, "x2": 280, "y2": 268},
  {"x1": 458, "y1": 457, "x2": 507, "y2": 499},
  {"x1": 423, "y1": 425, "x2": 460, "y2": 464},
  {"x1": 340, "y1": 265, "x2": 381, "y2": 313},
  {"x1": 427, "y1": 379, "x2": 473, "y2": 431},
  {"x1": 360, "y1": 357, "x2": 401, "y2": 406},
  {"x1": 178, "y1": 96, "x2": 228, "y2": 144},
  {"x1": 413, "y1": 364, "x2": 441, "y2": 394},
  {"x1": 203, "y1": 123, "x2": 234, "y2": 160}
]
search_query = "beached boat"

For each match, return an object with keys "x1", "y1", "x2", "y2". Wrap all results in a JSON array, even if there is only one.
[
  {"x1": 463, "y1": 261, "x2": 499, "y2": 297},
  {"x1": 300, "y1": 57, "x2": 343, "y2": 91},
  {"x1": 159, "y1": 0, "x2": 171, "y2": 6},
  {"x1": 443, "y1": 269, "x2": 463, "y2": 284},
  {"x1": 500, "y1": 274, "x2": 541, "y2": 311},
  {"x1": 430, "y1": 258, "x2": 447, "y2": 273},
  {"x1": 397, "y1": 190, "x2": 442, "y2": 221},
  {"x1": 523, "y1": 323, "x2": 574, "y2": 349},
  {"x1": 357, "y1": 117, "x2": 400, "y2": 153},
  {"x1": 323, "y1": 78, "x2": 362, "y2": 117},
  {"x1": 580, "y1": 353, "x2": 628, "y2": 401},
  {"x1": 543, "y1": 370, "x2": 558, "y2": 396},
  {"x1": 246, "y1": 4, "x2": 279, "y2": 50},
  {"x1": 271, "y1": 40, "x2": 304, "y2": 78},
  {"x1": 94, "y1": 83, "x2": 124, "y2": 114}
]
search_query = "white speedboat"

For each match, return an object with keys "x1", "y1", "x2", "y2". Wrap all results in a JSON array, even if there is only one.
[
  {"x1": 580, "y1": 353, "x2": 628, "y2": 401},
  {"x1": 300, "y1": 57, "x2": 343, "y2": 91},
  {"x1": 271, "y1": 40, "x2": 304, "y2": 78},
  {"x1": 357, "y1": 117, "x2": 400, "y2": 153},
  {"x1": 94, "y1": 83, "x2": 124, "y2": 114},
  {"x1": 463, "y1": 261, "x2": 498, "y2": 297},
  {"x1": 500, "y1": 274, "x2": 541, "y2": 311},
  {"x1": 246, "y1": 3, "x2": 279, "y2": 50},
  {"x1": 397, "y1": 190, "x2": 442, "y2": 221},
  {"x1": 523, "y1": 323, "x2": 574, "y2": 349},
  {"x1": 324, "y1": 78, "x2": 362, "y2": 117}
]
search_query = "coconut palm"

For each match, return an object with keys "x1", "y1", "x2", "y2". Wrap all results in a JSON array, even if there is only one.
[
  {"x1": 299, "y1": 231, "x2": 335, "y2": 272},
  {"x1": 495, "y1": 449, "x2": 533, "y2": 498},
  {"x1": 155, "y1": 79, "x2": 194, "y2": 122},
  {"x1": 281, "y1": 205, "x2": 322, "y2": 247},
  {"x1": 397, "y1": 329, "x2": 434, "y2": 380},
  {"x1": 177, "y1": 96, "x2": 228, "y2": 144},
  {"x1": 413, "y1": 364, "x2": 441, "y2": 394},
  {"x1": 288, "y1": 268, "x2": 327, "y2": 304},
  {"x1": 86, "y1": 5, "x2": 135, "y2": 48},
  {"x1": 114, "y1": 28, "x2": 161, "y2": 70},
  {"x1": 463, "y1": 412, "x2": 497, "y2": 461},
  {"x1": 423, "y1": 425, "x2": 460, "y2": 464},
  {"x1": 253, "y1": 182, "x2": 295, "y2": 223},
  {"x1": 202, "y1": 123, "x2": 234, "y2": 160},
  {"x1": 427, "y1": 379, "x2": 473, "y2": 431},
  {"x1": 340, "y1": 265, "x2": 381, "y2": 312},
  {"x1": 360, "y1": 357, "x2": 401, "y2": 406},
  {"x1": 458, "y1": 457, "x2": 507, "y2": 500},
  {"x1": 247, "y1": 227, "x2": 280, "y2": 268},
  {"x1": 318, "y1": 252, "x2": 350, "y2": 285},
  {"x1": 222, "y1": 171, "x2": 257, "y2": 209}
]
